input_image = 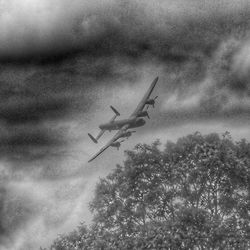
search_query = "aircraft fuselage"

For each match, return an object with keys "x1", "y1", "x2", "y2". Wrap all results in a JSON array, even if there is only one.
[{"x1": 99, "y1": 118, "x2": 145, "y2": 131}]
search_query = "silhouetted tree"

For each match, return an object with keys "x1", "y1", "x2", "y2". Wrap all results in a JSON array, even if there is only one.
[{"x1": 50, "y1": 132, "x2": 250, "y2": 250}]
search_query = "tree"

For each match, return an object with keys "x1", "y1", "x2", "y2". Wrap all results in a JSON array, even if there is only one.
[{"x1": 50, "y1": 132, "x2": 250, "y2": 249}]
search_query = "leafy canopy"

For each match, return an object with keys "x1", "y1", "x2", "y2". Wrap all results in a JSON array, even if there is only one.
[{"x1": 50, "y1": 132, "x2": 250, "y2": 250}]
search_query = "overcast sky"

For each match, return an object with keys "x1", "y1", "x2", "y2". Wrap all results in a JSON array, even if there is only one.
[{"x1": 0, "y1": 0, "x2": 250, "y2": 249}]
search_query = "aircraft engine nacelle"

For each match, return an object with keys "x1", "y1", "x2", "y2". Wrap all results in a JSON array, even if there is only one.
[
  {"x1": 137, "y1": 111, "x2": 150, "y2": 119},
  {"x1": 110, "y1": 141, "x2": 121, "y2": 150},
  {"x1": 120, "y1": 130, "x2": 136, "y2": 138},
  {"x1": 145, "y1": 96, "x2": 158, "y2": 108},
  {"x1": 134, "y1": 118, "x2": 146, "y2": 127},
  {"x1": 146, "y1": 99, "x2": 154, "y2": 104},
  {"x1": 145, "y1": 99, "x2": 155, "y2": 106}
]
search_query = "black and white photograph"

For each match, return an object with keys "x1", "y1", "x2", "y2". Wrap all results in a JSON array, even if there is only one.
[{"x1": 0, "y1": 1, "x2": 250, "y2": 249}]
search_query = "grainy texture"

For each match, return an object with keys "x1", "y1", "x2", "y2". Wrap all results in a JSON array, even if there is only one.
[{"x1": 0, "y1": 1, "x2": 250, "y2": 249}]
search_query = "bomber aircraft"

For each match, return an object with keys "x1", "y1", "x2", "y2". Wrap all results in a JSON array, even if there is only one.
[{"x1": 88, "y1": 77, "x2": 159, "y2": 162}]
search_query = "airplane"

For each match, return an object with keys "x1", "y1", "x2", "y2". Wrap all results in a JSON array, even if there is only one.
[{"x1": 88, "y1": 76, "x2": 159, "y2": 162}]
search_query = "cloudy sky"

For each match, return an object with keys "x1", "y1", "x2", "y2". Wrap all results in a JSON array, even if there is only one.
[{"x1": 0, "y1": 0, "x2": 250, "y2": 249}]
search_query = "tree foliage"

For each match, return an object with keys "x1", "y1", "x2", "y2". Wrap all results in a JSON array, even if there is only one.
[{"x1": 49, "y1": 132, "x2": 250, "y2": 249}]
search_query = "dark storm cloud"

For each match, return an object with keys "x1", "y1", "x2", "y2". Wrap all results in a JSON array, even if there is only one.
[
  {"x1": 0, "y1": 57, "x2": 130, "y2": 124},
  {"x1": 211, "y1": 44, "x2": 250, "y2": 97},
  {"x1": 0, "y1": 0, "x2": 249, "y2": 162},
  {"x1": 0, "y1": 96, "x2": 70, "y2": 124},
  {"x1": 0, "y1": 55, "x2": 135, "y2": 164},
  {"x1": 0, "y1": 1, "x2": 250, "y2": 249},
  {"x1": 0, "y1": 126, "x2": 64, "y2": 158},
  {"x1": 0, "y1": 0, "x2": 249, "y2": 64},
  {"x1": 158, "y1": 44, "x2": 250, "y2": 128}
]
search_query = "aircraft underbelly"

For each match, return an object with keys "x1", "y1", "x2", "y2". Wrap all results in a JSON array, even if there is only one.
[
  {"x1": 100, "y1": 119, "x2": 130, "y2": 130},
  {"x1": 100, "y1": 118, "x2": 145, "y2": 130},
  {"x1": 129, "y1": 120, "x2": 145, "y2": 128},
  {"x1": 128, "y1": 123, "x2": 140, "y2": 129}
]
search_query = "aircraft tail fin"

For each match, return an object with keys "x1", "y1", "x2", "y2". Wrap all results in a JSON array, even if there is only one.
[
  {"x1": 88, "y1": 133, "x2": 98, "y2": 144},
  {"x1": 110, "y1": 106, "x2": 120, "y2": 116}
]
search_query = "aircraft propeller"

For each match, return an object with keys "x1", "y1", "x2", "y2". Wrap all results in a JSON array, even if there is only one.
[{"x1": 146, "y1": 96, "x2": 158, "y2": 110}]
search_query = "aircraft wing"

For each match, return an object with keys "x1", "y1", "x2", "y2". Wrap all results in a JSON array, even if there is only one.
[
  {"x1": 130, "y1": 76, "x2": 159, "y2": 118},
  {"x1": 88, "y1": 124, "x2": 129, "y2": 162}
]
